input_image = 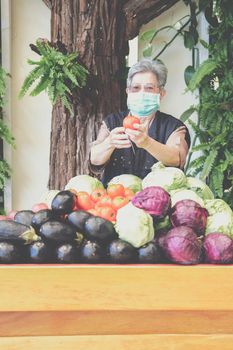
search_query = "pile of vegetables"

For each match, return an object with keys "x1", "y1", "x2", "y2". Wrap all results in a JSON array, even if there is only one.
[{"x1": 0, "y1": 167, "x2": 232, "y2": 264}]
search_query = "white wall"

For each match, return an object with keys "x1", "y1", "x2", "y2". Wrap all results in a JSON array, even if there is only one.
[
  {"x1": 138, "y1": 1, "x2": 196, "y2": 119},
  {"x1": 7, "y1": 0, "x2": 51, "y2": 211}
]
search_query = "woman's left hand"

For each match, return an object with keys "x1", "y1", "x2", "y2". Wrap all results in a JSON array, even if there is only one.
[{"x1": 125, "y1": 123, "x2": 149, "y2": 148}]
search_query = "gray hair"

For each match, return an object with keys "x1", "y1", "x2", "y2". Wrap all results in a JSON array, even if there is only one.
[{"x1": 127, "y1": 58, "x2": 168, "y2": 89}]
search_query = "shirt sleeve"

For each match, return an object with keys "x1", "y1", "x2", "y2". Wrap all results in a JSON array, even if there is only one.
[{"x1": 165, "y1": 126, "x2": 189, "y2": 169}]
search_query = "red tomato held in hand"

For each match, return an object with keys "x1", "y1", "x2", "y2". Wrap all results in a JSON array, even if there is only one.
[
  {"x1": 112, "y1": 196, "x2": 129, "y2": 210},
  {"x1": 76, "y1": 191, "x2": 95, "y2": 210},
  {"x1": 90, "y1": 188, "x2": 107, "y2": 203},
  {"x1": 107, "y1": 184, "x2": 125, "y2": 198},
  {"x1": 123, "y1": 115, "x2": 140, "y2": 130}
]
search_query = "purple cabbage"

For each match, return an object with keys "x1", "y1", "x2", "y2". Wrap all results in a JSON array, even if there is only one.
[
  {"x1": 162, "y1": 226, "x2": 202, "y2": 265},
  {"x1": 170, "y1": 199, "x2": 208, "y2": 235},
  {"x1": 132, "y1": 186, "x2": 171, "y2": 218},
  {"x1": 203, "y1": 233, "x2": 233, "y2": 264}
]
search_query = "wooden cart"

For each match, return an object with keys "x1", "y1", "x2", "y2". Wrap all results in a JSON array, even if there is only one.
[{"x1": 0, "y1": 264, "x2": 232, "y2": 349}]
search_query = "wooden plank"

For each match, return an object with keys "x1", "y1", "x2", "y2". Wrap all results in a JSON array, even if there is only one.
[
  {"x1": 0, "y1": 265, "x2": 232, "y2": 312},
  {"x1": 0, "y1": 334, "x2": 233, "y2": 350},
  {"x1": 0, "y1": 310, "x2": 232, "y2": 336}
]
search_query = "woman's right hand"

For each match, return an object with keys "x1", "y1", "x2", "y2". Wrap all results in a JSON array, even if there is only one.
[{"x1": 109, "y1": 127, "x2": 132, "y2": 149}]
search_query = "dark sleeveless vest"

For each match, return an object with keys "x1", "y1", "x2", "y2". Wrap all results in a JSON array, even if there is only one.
[{"x1": 100, "y1": 110, "x2": 190, "y2": 187}]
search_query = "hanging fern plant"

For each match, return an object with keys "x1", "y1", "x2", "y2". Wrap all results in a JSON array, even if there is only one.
[
  {"x1": 0, "y1": 66, "x2": 15, "y2": 190},
  {"x1": 184, "y1": 0, "x2": 233, "y2": 207},
  {"x1": 140, "y1": 0, "x2": 233, "y2": 208},
  {"x1": 19, "y1": 39, "x2": 89, "y2": 115}
]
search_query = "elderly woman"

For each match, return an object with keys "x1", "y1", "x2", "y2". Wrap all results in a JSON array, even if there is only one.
[{"x1": 90, "y1": 58, "x2": 190, "y2": 186}]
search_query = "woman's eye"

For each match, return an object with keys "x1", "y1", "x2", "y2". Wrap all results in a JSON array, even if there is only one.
[{"x1": 145, "y1": 86, "x2": 154, "y2": 91}]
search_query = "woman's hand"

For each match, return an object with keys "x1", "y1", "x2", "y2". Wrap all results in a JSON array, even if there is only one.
[
  {"x1": 109, "y1": 127, "x2": 132, "y2": 149},
  {"x1": 125, "y1": 123, "x2": 150, "y2": 148}
]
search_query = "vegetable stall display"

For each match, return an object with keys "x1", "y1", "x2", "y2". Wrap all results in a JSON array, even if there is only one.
[{"x1": 0, "y1": 164, "x2": 232, "y2": 265}]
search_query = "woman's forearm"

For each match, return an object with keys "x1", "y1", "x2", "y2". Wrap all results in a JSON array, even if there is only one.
[
  {"x1": 90, "y1": 136, "x2": 115, "y2": 166},
  {"x1": 144, "y1": 136, "x2": 180, "y2": 166}
]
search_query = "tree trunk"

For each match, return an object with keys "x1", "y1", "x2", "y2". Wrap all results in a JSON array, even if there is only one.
[{"x1": 44, "y1": 0, "x2": 179, "y2": 190}]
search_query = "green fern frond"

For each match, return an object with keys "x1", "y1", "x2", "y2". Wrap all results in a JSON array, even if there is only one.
[
  {"x1": 186, "y1": 155, "x2": 206, "y2": 176},
  {"x1": 210, "y1": 168, "x2": 224, "y2": 198},
  {"x1": 30, "y1": 74, "x2": 50, "y2": 96},
  {"x1": 0, "y1": 120, "x2": 16, "y2": 147},
  {"x1": 60, "y1": 95, "x2": 73, "y2": 115},
  {"x1": 47, "y1": 82, "x2": 56, "y2": 104},
  {"x1": 188, "y1": 59, "x2": 219, "y2": 92},
  {"x1": 63, "y1": 66, "x2": 79, "y2": 86},
  {"x1": 0, "y1": 160, "x2": 12, "y2": 189},
  {"x1": 200, "y1": 149, "x2": 218, "y2": 181},
  {"x1": 19, "y1": 66, "x2": 44, "y2": 98},
  {"x1": 191, "y1": 142, "x2": 210, "y2": 152},
  {"x1": 179, "y1": 106, "x2": 196, "y2": 122}
]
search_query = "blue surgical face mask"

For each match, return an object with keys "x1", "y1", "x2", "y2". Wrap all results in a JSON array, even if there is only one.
[{"x1": 127, "y1": 92, "x2": 160, "y2": 117}]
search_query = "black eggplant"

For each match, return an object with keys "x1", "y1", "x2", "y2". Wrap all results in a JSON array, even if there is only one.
[
  {"x1": 39, "y1": 220, "x2": 77, "y2": 242},
  {"x1": 84, "y1": 216, "x2": 117, "y2": 242},
  {"x1": 51, "y1": 190, "x2": 76, "y2": 214},
  {"x1": 67, "y1": 210, "x2": 93, "y2": 232},
  {"x1": 14, "y1": 210, "x2": 34, "y2": 226},
  {"x1": 28, "y1": 241, "x2": 55, "y2": 263},
  {"x1": 80, "y1": 240, "x2": 105, "y2": 263},
  {"x1": 108, "y1": 239, "x2": 137, "y2": 264},
  {"x1": 0, "y1": 220, "x2": 39, "y2": 244},
  {"x1": 56, "y1": 243, "x2": 80, "y2": 263},
  {"x1": 31, "y1": 209, "x2": 57, "y2": 231},
  {"x1": 138, "y1": 241, "x2": 163, "y2": 263},
  {"x1": 0, "y1": 242, "x2": 25, "y2": 264}
]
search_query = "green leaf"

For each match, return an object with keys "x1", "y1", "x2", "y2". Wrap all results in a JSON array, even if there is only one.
[
  {"x1": 179, "y1": 106, "x2": 196, "y2": 122},
  {"x1": 200, "y1": 149, "x2": 218, "y2": 180},
  {"x1": 143, "y1": 44, "x2": 153, "y2": 57},
  {"x1": 188, "y1": 59, "x2": 219, "y2": 91},
  {"x1": 183, "y1": 28, "x2": 198, "y2": 49},
  {"x1": 140, "y1": 29, "x2": 157, "y2": 42},
  {"x1": 199, "y1": 39, "x2": 209, "y2": 49},
  {"x1": 184, "y1": 65, "x2": 196, "y2": 86},
  {"x1": 140, "y1": 26, "x2": 175, "y2": 43}
]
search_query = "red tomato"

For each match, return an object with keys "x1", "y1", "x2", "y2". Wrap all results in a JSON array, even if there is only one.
[
  {"x1": 98, "y1": 206, "x2": 116, "y2": 222},
  {"x1": 7, "y1": 210, "x2": 18, "y2": 220},
  {"x1": 90, "y1": 188, "x2": 107, "y2": 202},
  {"x1": 32, "y1": 202, "x2": 49, "y2": 212},
  {"x1": 87, "y1": 208, "x2": 99, "y2": 216},
  {"x1": 112, "y1": 196, "x2": 129, "y2": 210},
  {"x1": 76, "y1": 191, "x2": 95, "y2": 210},
  {"x1": 123, "y1": 115, "x2": 140, "y2": 130},
  {"x1": 95, "y1": 195, "x2": 112, "y2": 208},
  {"x1": 124, "y1": 188, "x2": 135, "y2": 200},
  {"x1": 107, "y1": 184, "x2": 125, "y2": 198},
  {"x1": 0, "y1": 215, "x2": 8, "y2": 221}
]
